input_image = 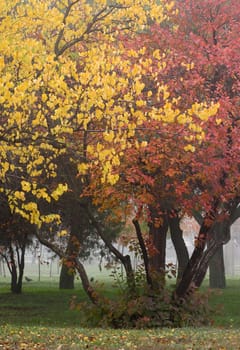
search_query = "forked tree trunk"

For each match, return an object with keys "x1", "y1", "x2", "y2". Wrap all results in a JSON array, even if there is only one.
[
  {"x1": 175, "y1": 216, "x2": 212, "y2": 298},
  {"x1": 175, "y1": 215, "x2": 231, "y2": 299},
  {"x1": 193, "y1": 220, "x2": 230, "y2": 288},
  {"x1": 8, "y1": 241, "x2": 26, "y2": 294},
  {"x1": 190, "y1": 203, "x2": 240, "y2": 292}
]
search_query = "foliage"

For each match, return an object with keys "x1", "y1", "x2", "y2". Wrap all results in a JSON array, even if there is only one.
[
  {"x1": 85, "y1": 0, "x2": 240, "y2": 304},
  {"x1": 1, "y1": 324, "x2": 240, "y2": 350},
  {"x1": 148, "y1": 0, "x2": 240, "y2": 211},
  {"x1": 0, "y1": 0, "x2": 166, "y2": 226}
]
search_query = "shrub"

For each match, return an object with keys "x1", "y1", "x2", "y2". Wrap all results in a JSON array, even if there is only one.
[{"x1": 71, "y1": 265, "x2": 214, "y2": 329}]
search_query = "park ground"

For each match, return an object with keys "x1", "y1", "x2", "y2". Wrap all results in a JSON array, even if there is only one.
[{"x1": 0, "y1": 277, "x2": 240, "y2": 349}]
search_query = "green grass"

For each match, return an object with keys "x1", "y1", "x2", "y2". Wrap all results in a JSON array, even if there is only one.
[
  {"x1": 208, "y1": 279, "x2": 240, "y2": 328},
  {"x1": 0, "y1": 277, "x2": 240, "y2": 349}
]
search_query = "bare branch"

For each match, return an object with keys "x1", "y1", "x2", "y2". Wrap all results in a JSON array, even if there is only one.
[{"x1": 54, "y1": 4, "x2": 127, "y2": 57}]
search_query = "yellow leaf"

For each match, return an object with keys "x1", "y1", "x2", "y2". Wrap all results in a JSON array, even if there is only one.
[
  {"x1": 21, "y1": 180, "x2": 31, "y2": 192},
  {"x1": 184, "y1": 144, "x2": 195, "y2": 152},
  {"x1": 51, "y1": 183, "x2": 68, "y2": 200}
]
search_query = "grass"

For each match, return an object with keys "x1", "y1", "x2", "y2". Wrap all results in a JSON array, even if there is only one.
[
  {"x1": 0, "y1": 277, "x2": 240, "y2": 349},
  {"x1": 207, "y1": 279, "x2": 240, "y2": 328}
]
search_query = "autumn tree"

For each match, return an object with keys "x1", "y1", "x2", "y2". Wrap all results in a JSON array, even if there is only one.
[
  {"x1": 142, "y1": 0, "x2": 240, "y2": 294},
  {"x1": 0, "y1": 0, "x2": 167, "y2": 299},
  {"x1": 85, "y1": 0, "x2": 240, "y2": 304}
]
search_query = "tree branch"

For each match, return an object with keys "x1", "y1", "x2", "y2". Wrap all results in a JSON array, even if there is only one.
[
  {"x1": 132, "y1": 218, "x2": 153, "y2": 288},
  {"x1": 35, "y1": 231, "x2": 98, "y2": 304}
]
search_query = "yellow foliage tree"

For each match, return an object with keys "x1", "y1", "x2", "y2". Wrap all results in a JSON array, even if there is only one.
[
  {"x1": 0, "y1": 0, "x2": 217, "y2": 229},
  {"x1": 0, "y1": 0, "x2": 166, "y2": 225}
]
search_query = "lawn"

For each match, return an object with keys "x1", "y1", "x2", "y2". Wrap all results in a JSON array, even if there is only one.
[{"x1": 0, "y1": 277, "x2": 240, "y2": 349}]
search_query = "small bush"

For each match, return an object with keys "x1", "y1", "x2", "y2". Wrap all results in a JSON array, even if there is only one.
[{"x1": 71, "y1": 267, "x2": 214, "y2": 329}]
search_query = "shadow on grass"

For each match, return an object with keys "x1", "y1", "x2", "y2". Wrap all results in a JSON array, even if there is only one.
[
  {"x1": 0, "y1": 280, "x2": 88, "y2": 328},
  {"x1": 0, "y1": 278, "x2": 122, "y2": 328}
]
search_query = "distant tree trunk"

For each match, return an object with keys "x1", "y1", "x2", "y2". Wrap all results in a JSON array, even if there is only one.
[
  {"x1": 168, "y1": 211, "x2": 189, "y2": 282},
  {"x1": 209, "y1": 245, "x2": 226, "y2": 289},
  {"x1": 8, "y1": 240, "x2": 26, "y2": 294}
]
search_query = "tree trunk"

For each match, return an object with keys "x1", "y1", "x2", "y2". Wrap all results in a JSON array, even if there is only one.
[
  {"x1": 59, "y1": 234, "x2": 80, "y2": 289},
  {"x1": 175, "y1": 215, "x2": 231, "y2": 299},
  {"x1": 175, "y1": 216, "x2": 211, "y2": 298},
  {"x1": 132, "y1": 218, "x2": 153, "y2": 288},
  {"x1": 168, "y1": 211, "x2": 189, "y2": 282},
  {"x1": 9, "y1": 242, "x2": 26, "y2": 294},
  {"x1": 59, "y1": 263, "x2": 74, "y2": 289},
  {"x1": 193, "y1": 220, "x2": 230, "y2": 288},
  {"x1": 209, "y1": 245, "x2": 226, "y2": 289},
  {"x1": 148, "y1": 209, "x2": 168, "y2": 273},
  {"x1": 11, "y1": 261, "x2": 19, "y2": 293},
  {"x1": 17, "y1": 241, "x2": 26, "y2": 294},
  {"x1": 86, "y1": 207, "x2": 136, "y2": 292},
  {"x1": 36, "y1": 233, "x2": 99, "y2": 304}
]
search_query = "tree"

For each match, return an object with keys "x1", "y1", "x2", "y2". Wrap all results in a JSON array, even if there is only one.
[
  {"x1": 0, "y1": 200, "x2": 33, "y2": 293},
  {"x1": 0, "y1": 0, "x2": 172, "y2": 300},
  {"x1": 87, "y1": 0, "x2": 240, "y2": 302},
  {"x1": 0, "y1": 0, "x2": 164, "y2": 223},
  {"x1": 156, "y1": 0, "x2": 240, "y2": 296}
]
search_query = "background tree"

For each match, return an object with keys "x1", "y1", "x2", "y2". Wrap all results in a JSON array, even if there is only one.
[{"x1": 0, "y1": 199, "x2": 33, "y2": 293}]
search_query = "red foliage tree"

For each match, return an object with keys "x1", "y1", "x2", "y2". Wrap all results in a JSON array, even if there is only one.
[
  {"x1": 140, "y1": 0, "x2": 240, "y2": 296},
  {"x1": 89, "y1": 0, "x2": 240, "y2": 299}
]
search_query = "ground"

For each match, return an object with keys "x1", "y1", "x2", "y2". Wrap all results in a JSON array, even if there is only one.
[{"x1": 0, "y1": 277, "x2": 240, "y2": 349}]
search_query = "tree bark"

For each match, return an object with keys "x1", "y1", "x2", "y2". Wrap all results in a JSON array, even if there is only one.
[
  {"x1": 175, "y1": 216, "x2": 212, "y2": 298},
  {"x1": 175, "y1": 212, "x2": 232, "y2": 299},
  {"x1": 36, "y1": 233, "x2": 99, "y2": 304},
  {"x1": 132, "y1": 218, "x2": 153, "y2": 288},
  {"x1": 193, "y1": 220, "x2": 230, "y2": 288},
  {"x1": 209, "y1": 245, "x2": 226, "y2": 289},
  {"x1": 86, "y1": 208, "x2": 136, "y2": 292},
  {"x1": 59, "y1": 263, "x2": 74, "y2": 289},
  {"x1": 59, "y1": 233, "x2": 79, "y2": 289},
  {"x1": 9, "y1": 245, "x2": 18, "y2": 293},
  {"x1": 168, "y1": 211, "x2": 189, "y2": 282},
  {"x1": 9, "y1": 241, "x2": 26, "y2": 294},
  {"x1": 148, "y1": 209, "x2": 168, "y2": 273}
]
